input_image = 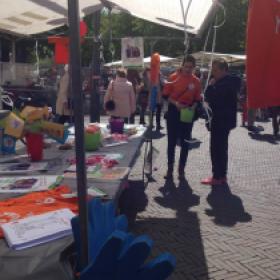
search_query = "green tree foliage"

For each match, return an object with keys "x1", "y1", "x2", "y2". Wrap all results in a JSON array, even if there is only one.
[
  {"x1": 81, "y1": 10, "x2": 186, "y2": 64},
  {"x1": 200, "y1": 0, "x2": 249, "y2": 54},
  {"x1": 8, "y1": 1, "x2": 249, "y2": 65}
]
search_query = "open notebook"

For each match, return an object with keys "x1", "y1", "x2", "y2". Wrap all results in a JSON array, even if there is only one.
[{"x1": 1, "y1": 208, "x2": 75, "y2": 250}]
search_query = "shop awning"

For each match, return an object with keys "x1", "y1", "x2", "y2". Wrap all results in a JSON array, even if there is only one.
[{"x1": 0, "y1": 0, "x2": 216, "y2": 36}]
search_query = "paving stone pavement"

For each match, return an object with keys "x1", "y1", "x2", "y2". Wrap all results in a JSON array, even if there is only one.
[{"x1": 126, "y1": 115, "x2": 280, "y2": 280}]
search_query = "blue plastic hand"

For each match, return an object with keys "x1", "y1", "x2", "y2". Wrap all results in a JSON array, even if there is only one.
[
  {"x1": 71, "y1": 198, "x2": 128, "y2": 271},
  {"x1": 80, "y1": 230, "x2": 127, "y2": 280},
  {"x1": 135, "y1": 253, "x2": 176, "y2": 280},
  {"x1": 116, "y1": 234, "x2": 153, "y2": 279},
  {"x1": 80, "y1": 231, "x2": 176, "y2": 280}
]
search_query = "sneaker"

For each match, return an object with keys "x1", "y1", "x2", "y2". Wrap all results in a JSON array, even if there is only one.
[
  {"x1": 201, "y1": 177, "x2": 213, "y2": 185},
  {"x1": 164, "y1": 172, "x2": 173, "y2": 180},
  {"x1": 164, "y1": 168, "x2": 173, "y2": 180},
  {"x1": 201, "y1": 177, "x2": 226, "y2": 185},
  {"x1": 156, "y1": 125, "x2": 164, "y2": 131}
]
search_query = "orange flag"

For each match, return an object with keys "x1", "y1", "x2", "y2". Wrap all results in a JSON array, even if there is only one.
[{"x1": 246, "y1": 0, "x2": 280, "y2": 108}]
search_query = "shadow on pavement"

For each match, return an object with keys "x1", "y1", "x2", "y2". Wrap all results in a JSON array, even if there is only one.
[
  {"x1": 151, "y1": 130, "x2": 166, "y2": 140},
  {"x1": 188, "y1": 138, "x2": 202, "y2": 150},
  {"x1": 119, "y1": 180, "x2": 148, "y2": 227},
  {"x1": 205, "y1": 184, "x2": 252, "y2": 227},
  {"x1": 132, "y1": 179, "x2": 209, "y2": 280},
  {"x1": 248, "y1": 132, "x2": 279, "y2": 144}
]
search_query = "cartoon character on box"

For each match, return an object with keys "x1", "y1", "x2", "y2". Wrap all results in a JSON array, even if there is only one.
[{"x1": 2, "y1": 134, "x2": 16, "y2": 154}]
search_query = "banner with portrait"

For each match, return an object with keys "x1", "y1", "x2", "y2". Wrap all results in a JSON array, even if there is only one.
[
  {"x1": 246, "y1": 0, "x2": 280, "y2": 108},
  {"x1": 121, "y1": 37, "x2": 144, "y2": 68}
]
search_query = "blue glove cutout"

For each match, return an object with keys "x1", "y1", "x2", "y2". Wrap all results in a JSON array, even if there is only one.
[
  {"x1": 72, "y1": 199, "x2": 176, "y2": 280},
  {"x1": 80, "y1": 231, "x2": 176, "y2": 280},
  {"x1": 71, "y1": 199, "x2": 128, "y2": 272},
  {"x1": 135, "y1": 253, "x2": 176, "y2": 280}
]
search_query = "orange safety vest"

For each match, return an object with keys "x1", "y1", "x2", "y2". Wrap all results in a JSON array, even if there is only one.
[{"x1": 0, "y1": 186, "x2": 78, "y2": 238}]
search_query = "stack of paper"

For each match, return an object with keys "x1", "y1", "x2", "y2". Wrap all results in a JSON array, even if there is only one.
[
  {"x1": 0, "y1": 176, "x2": 60, "y2": 193},
  {"x1": 1, "y1": 208, "x2": 75, "y2": 250},
  {"x1": 0, "y1": 162, "x2": 48, "y2": 175},
  {"x1": 64, "y1": 167, "x2": 130, "y2": 182}
]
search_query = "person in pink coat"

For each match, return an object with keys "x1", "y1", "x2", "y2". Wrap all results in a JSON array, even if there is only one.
[{"x1": 104, "y1": 68, "x2": 136, "y2": 123}]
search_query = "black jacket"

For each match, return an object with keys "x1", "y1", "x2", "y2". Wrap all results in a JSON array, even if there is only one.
[{"x1": 205, "y1": 75, "x2": 241, "y2": 130}]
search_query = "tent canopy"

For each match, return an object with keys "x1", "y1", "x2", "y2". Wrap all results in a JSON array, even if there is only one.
[
  {"x1": 0, "y1": 0, "x2": 216, "y2": 36},
  {"x1": 104, "y1": 55, "x2": 175, "y2": 67},
  {"x1": 192, "y1": 51, "x2": 246, "y2": 65}
]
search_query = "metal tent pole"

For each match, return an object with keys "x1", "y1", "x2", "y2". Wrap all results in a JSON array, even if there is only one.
[
  {"x1": 67, "y1": 0, "x2": 89, "y2": 269},
  {"x1": 90, "y1": 10, "x2": 101, "y2": 123}
]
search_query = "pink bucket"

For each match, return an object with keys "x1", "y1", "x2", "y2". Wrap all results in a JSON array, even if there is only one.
[{"x1": 109, "y1": 118, "x2": 124, "y2": 134}]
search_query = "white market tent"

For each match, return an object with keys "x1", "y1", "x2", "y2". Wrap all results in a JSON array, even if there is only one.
[
  {"x1": 104, "y1": 55, "x2": 175, "y2": 67},
  {"x1": 0, "y1": 0, "x2": 217, "y2": 36},
  {"x1": 192, "y1": 51, "x2": 246, "y2": 65}
]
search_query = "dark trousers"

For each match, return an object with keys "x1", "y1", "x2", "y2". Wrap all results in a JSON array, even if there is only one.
[
  {"x1": 270, "y1": 107, "x2": 280, "y2": 136},
  {"x1": 129, "y1": 113, "x2": 135, "y2": 124},
  {"x1": 152, "y1": 104, "x2": 162, "y2": 128},
  {"x1": 139, "y1": 107, "x2": 147, "y2": 125},
  {"x1": 56, "y1": 115, "x2": 72, "y2": 124},
  {"x1": 166, "y1": 104, "x2": 192, "y2": 169},
  {"x1": 210, "y1": 122, "x2": 231, "y2": 179}
]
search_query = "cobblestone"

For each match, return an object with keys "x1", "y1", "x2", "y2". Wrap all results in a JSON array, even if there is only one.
[{"x1": 127, "y1": 115, "x2": 280, "y2": 280}]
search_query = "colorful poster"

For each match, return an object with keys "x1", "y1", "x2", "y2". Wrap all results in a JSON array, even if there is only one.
[
  {"x1": 121, "y1": 37, "x2": 144, "y2": 68},
  {"x1": 246, "y1": 0, "x2": 280, "y2": 108}
]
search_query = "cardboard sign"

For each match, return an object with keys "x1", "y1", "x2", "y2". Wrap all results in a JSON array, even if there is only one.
[
  {"x1": 121, "y1": 37, "x2": 144, "y2": 68},
  {"x1": 41, "y1": 121, "x2": 68, "y2": 144},
  {"x1": 4, "y1": 112, "x2": 25, "y2": 139},
  {"x1": 20, "y1": 106, "x2": 49, "y2": 122}
]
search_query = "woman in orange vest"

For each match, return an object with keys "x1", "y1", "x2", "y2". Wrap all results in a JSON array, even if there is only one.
[{"x1": 163, "y1": 55, "x2": 201, "y2": 180}]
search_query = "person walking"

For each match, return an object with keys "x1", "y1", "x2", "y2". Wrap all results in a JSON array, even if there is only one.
[
  {"x1": 55, "y1": 64, "x2": 73, "y2": 124},
  {"x1": 104, "y1": 68, "x2": 136, "y2": 122},
  {"x1": 138, "y1": 68, "x2": 150, "y2": 125},
  {"x1": 163, "y1": 55, "x2": 201, "y2": 180},
  {"x1": 201, "y1": 58, "x2": 241, "y2": 186},
  {"x1": 127, "y1": 68, "x2": 141, "y2": 124},
  {"x1": 152, "y1": 74, "x2": 164, "y2": 130}
]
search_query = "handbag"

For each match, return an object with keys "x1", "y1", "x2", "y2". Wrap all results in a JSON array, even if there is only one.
[{"x1": 105, "y1": 82, "x2": 116, "y2": 111}]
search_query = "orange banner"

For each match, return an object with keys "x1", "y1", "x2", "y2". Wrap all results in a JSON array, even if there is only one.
[{"x1": 246, "y1": 0, "x2": 280, "y2": 108}]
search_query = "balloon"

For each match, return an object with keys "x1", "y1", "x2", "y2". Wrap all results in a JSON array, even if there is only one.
[
  {"x1": 48, "y1": 21, "x2": 87, "y2": 64},
  {"x1": 150, "y1": 52, "x2": 160, "y2": 85},
  {"x1": 79, "y1": 20, "x2": 88, "y2": 38},
  {"x1": 246, "y1": 0, "x2": 280, "y2": 108},
  {"x1": 48, "y1": 36, "x2": 69, "y2": 64}
]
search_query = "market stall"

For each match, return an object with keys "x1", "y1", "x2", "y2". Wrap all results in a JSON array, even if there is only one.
[
  {"x1": 0, "y1": 0, "x2": 218, "y2": 277},
  {"x1": 0, "y1": 121, "x2": 146, "y2": 280}
]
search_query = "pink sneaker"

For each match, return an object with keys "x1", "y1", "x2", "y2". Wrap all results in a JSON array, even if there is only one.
[
  {"x1": 201, "y1": 177, "x2": 214, "y2": 185},
  {"x1": 201, "y1": 177, "x2": 227, "y2": 185}
]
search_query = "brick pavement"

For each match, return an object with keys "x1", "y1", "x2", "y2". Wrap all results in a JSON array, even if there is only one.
[{"x1": 126, "y1": 115, "x2": 280, "y2": 280}]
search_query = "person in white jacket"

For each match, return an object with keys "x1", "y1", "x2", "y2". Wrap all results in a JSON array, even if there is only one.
[{"x1": 55, "y1": 65, "x2": 72, "y2": 123}]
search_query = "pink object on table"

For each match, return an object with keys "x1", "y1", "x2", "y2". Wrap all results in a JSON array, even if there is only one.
[
  {"x1": 109, "y1": 118, "x2": 124, "y2": 134},
  {"x1": 26, "y1": 133, "x2": 43, "y2": 161}
]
